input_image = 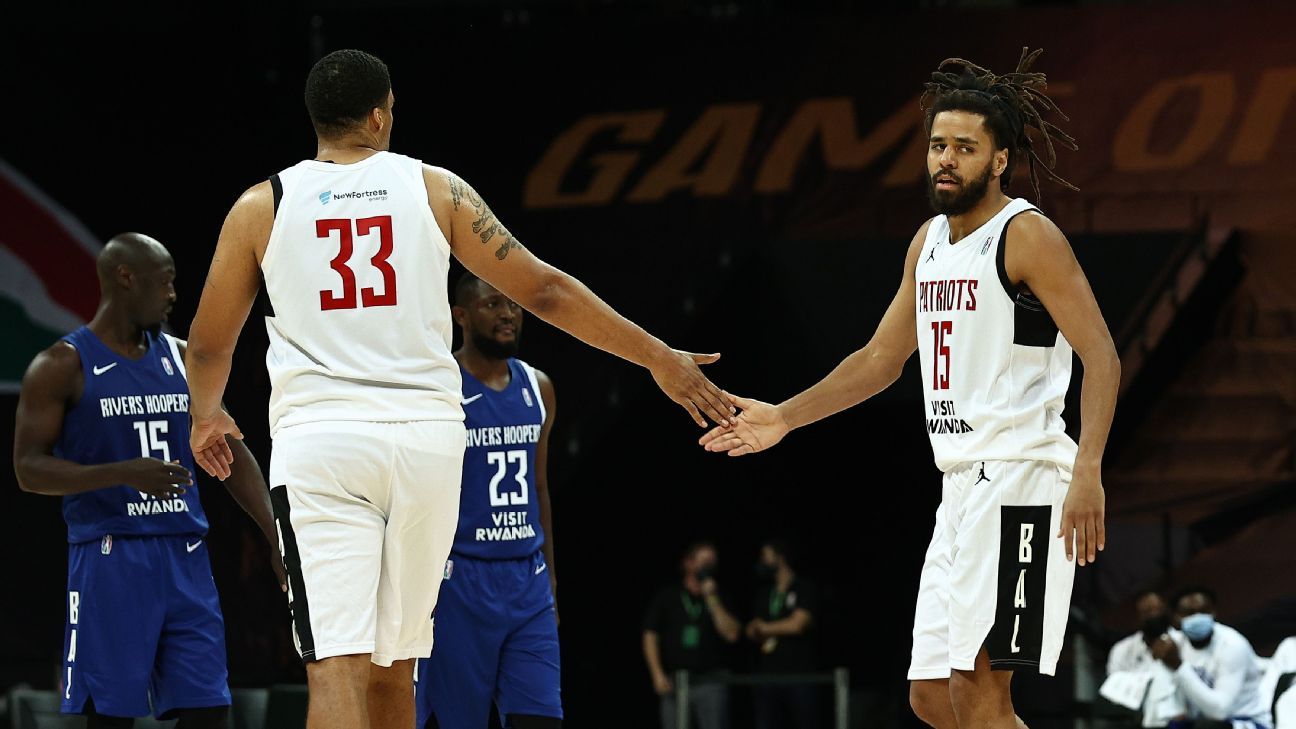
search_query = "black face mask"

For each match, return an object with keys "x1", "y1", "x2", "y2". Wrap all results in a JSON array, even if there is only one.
[
  {"x1": 755, "y1": 563, "x2": 777, "y2": 581},
  {"x1": 1141, "y1": 613, "x2": 1171, "y2": 644}
]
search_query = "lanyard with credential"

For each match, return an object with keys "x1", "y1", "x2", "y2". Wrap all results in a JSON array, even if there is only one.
[
  {"x1": 681, "y1": 591, "x2": 703, "y2": 649},
  {"x1": 769, "y1": 588, "x2": 786, "y2": 618}
]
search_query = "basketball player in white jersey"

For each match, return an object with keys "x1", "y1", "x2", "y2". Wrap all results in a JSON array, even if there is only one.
[
  {"x1": 699, "y1": 50, "x2": 1120, "y2": 729},
  {"x1": 179, "y1": 50, "x2": 734, "y2": 729}
]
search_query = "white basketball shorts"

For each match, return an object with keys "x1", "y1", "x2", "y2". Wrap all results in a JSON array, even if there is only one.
[
  {"x1": 908, "y1": 459, "x2": 1076, "y2": 679},
  {"x1": 268, "y1": 420, "x2": 466, "y2": 667}
]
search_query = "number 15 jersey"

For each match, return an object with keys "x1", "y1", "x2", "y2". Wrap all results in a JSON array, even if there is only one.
[
  {"x1": 914, "y1": 198, "x2": 1078, "y2": 473},
  {"x1": 262, "y1": 152, "x2": 462, "y2": 436}
]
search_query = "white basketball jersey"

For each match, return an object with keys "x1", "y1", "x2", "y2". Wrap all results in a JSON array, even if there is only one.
[
  {"x1": 261, "y1": 151, "x2": 462, "y2": 435},
  {"x1": 914, "y1": 197, "x2": 1078, "y2": 472}
]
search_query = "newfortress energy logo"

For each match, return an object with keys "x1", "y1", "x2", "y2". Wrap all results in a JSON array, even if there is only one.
[{"x1": 319, "y1": 189, "x2": 389, "y2": 204}]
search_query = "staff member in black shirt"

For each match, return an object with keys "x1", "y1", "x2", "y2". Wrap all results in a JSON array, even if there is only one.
[
  {"x1": 747, "y1": 539, "x2": 821, "y2": 729},
  {"x1": 643, "y1": 541, "x2": 741, "y2": 729}
]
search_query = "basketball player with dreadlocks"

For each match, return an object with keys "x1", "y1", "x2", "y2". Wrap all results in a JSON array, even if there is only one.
[{"x1": 699, "y1": 49, "x2": 1119, "y2": 729}]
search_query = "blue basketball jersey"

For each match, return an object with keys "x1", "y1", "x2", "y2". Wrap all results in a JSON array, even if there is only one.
[
  {"x1": 55, "y1": 327, "x2": 207, "y2": 544},
  {"x1": 452, "y1": 358, "x2": 546, "y2": 560}
]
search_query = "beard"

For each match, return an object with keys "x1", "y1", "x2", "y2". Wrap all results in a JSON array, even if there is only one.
[
  {"x1": 471, "y1": 329, "x2": 520, "y2": 359},
  {"x1": 926, "y1": 163, "x2": 994, "y2": 216}
]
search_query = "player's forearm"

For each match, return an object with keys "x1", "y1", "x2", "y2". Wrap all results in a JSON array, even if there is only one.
[
  {"x1": 222, "y1": 438, "x2": 276, "y2": 541},
  {"x1": 1073, "y1": 346, "x2": 1120, "y2": 476},
  {"x1": 778, "y1": 345, "x2": 905, "y2": 430},
  {"x1": 15, "y1": 455, "x2": 127, "y2": 496},
  {"x1": 516, "y1": 267, "x2": 673, "y2": 370},
  {"x1": 183, "y1": 342, "x2": 235, "y2": 421}
]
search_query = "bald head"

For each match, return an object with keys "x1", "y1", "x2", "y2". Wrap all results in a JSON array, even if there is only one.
[
  {"x1": 97, "y1": 233, "x2": 172, "y2": 285},
  {"x1": 95, "y1": 233, "x2": 177, "y2": 330}
]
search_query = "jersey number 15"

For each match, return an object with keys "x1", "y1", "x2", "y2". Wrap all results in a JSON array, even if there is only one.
[{"x1": 317, "y1": 216, "x2": 398, "y2": 311}]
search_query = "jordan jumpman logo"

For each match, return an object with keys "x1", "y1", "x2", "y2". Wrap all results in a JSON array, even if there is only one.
[{"x1": 975, "y1": 461, "x2": 990, "y2": 484}]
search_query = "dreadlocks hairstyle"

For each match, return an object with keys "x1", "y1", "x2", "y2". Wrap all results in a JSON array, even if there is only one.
[{"x1": 921, "y1": 47, "x2": 1079, "y2": 204}]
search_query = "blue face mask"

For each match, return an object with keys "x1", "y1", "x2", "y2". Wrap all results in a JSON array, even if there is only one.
[{"x1": 1181, "y1": 613, "x2": 1215, "y2": 642}]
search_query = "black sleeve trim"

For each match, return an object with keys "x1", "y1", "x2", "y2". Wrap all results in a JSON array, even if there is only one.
[
  {"x1": 270, "y1": 174, "x2": 283, "y2": 217},
  {"x1": 995, "y1": 209, "x2": 1036, "y2": 300}
]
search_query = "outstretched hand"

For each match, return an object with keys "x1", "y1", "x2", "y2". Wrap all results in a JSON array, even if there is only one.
[
  {"x1": 649, "y1": 350, "x2": 736, "y2": 428},
  {"x1": 698, "y1": 394, "x2": 789, "y2": 456},
  {"x1": 190, "y1": 410, "x2": 243, "y2": 481}
]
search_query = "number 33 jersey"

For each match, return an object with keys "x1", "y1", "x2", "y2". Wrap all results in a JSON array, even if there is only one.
[
  {"x1": 914, "y1": 198, "x2": 1078, "y2": 473},
  {"x1": 453, "y1": 359, "x2": 547, "y2": 560},
  {"x1": 262, "y1": 152, "x2": 462, "y2": 436}
]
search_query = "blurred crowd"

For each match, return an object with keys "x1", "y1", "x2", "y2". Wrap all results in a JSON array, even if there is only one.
[
  {"x1": 642, "y1": 540, "x2": 825, "y2": 729},
  {"x1": 1098, "y1": 587, "x2": 1295, "y2": 729}
]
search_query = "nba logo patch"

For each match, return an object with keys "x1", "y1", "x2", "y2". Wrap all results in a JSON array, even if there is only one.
[
  {"x1": 100, "y1": 535, "x2": 112, "y2": 555},
  {"x1": 443, "y1": 560, "x2": 454, "y2": 580},
  {"x1": 980, "y1": 237, "x2": 993, "y2": 255},
  {"x1": 522, "y1": 388, "x2": 534, "y2": 408},
  {"x1": 161, "y1": 357, "x2": 174, "y2": 376}
]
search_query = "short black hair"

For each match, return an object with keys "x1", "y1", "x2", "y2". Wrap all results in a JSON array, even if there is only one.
[
  {"x1": 305, "y1": 49, "x2": 391, "y2": 137},
  {"x1": 1172, "y1": 585, "x2": 1217, "y2": 612},
  {"x1": 454, "y1": 271, "x2": 486, "y2": 306}
]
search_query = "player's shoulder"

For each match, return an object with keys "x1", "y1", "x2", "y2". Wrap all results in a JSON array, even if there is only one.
[
  {"x1": 517, "y1": 359, "x2": 556, "y2": 400},
  {"x1": 420, "y1": 164, "x2": 457, "y2": 192},
  {"x1": 161, "y1": 333, "x2": 187, "y2": 356},
  {"x1": 905, "y1": 216, "x2": 939, "y2": 259},
  {"x1": 1005, "y1": 207, "x2": 1067, "y2": 243},
  {"x1": 21, "y1": 339, "x2": 82, "y2": 393}
]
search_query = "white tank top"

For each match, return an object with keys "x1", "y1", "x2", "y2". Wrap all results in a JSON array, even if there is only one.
[
  {"x1": 261, "y1": 151, "x2": 462, "y2": 435},
  {"x1": 914, "y1": 197, "x2": 1077, "y2": 472}
]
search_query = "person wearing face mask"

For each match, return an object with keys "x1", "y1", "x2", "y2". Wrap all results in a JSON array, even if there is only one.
[
  {"x1": 746, "y1": 540, "x2": 822, "y2": 729},
  {"x1": 1151, "y1": 586, "x2": 1269, "y2": 729},
  {"x1": 643, "y1": 541, "x2": 742, "y2": 729},
  {"x1": 1108, "y1": 591, "x2": 1172, "y2": 676}
]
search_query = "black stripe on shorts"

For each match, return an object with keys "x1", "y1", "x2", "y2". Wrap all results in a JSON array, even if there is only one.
[
  {"x1": 986, "y1": 505, "x2": 1051, "y2": 670},
  {"x1": 270, "y1": 485, "x2": 317, "y2": 662}
]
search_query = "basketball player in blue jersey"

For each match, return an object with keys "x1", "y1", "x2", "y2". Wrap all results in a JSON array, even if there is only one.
[
  {"x1": 701, "y1": 51, "x2": 1120, "y2": 729},
  {"x1": 13, "y1": 233, "x2": 283, "y2": 729},
  {"x1": 414, "y1": 272, "x2": 561, "y2": 729}
]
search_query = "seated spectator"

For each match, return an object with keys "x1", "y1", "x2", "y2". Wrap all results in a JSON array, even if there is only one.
[
  {"x1": 747, "y1": 539, "x2": 821, "y2": 729},
  {"x1": 1109, "y1": 590, "x2": 1171, "y2": 676},
  {"x1": 1261, "y1": 637, "x2": 1296, "y2": 729},
  {"x1": 1150, "y1": 586, "x2": 1268, "y2": 729},
  {"x1": 643, "y1": 541, "x2": 742, "y2": 729}
]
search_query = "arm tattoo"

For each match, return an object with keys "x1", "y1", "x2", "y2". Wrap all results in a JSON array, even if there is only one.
[{"x1": 445, "y1": 173, "x2": 523, "y2": 260}]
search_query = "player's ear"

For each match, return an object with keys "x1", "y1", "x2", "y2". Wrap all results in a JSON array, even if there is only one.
[
  {"x1": 451, "y1": 305, "x2": 467, "y2": 327},
  {"x1": 994, "y1": 148, "x2": 1009, "y2": 178}
]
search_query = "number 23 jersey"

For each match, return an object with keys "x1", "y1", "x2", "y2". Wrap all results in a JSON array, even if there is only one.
[
  {"x1": 914, "y1": 198, "x2": 1078, "y2": 473},
  {"x1": 453, "y1": 359, "x2": 547, "y2": 560},
  {"x1": 262, "y1": 152, "x2": 462, "y2": 436}
]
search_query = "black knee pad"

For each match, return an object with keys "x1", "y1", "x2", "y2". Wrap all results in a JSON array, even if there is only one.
[
  {"x1": 506, "y1": 713, "x2": 562, "y2": 729},
  {"x1": 85, "y1": 698, "x2": 135, "y2": 729}
]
